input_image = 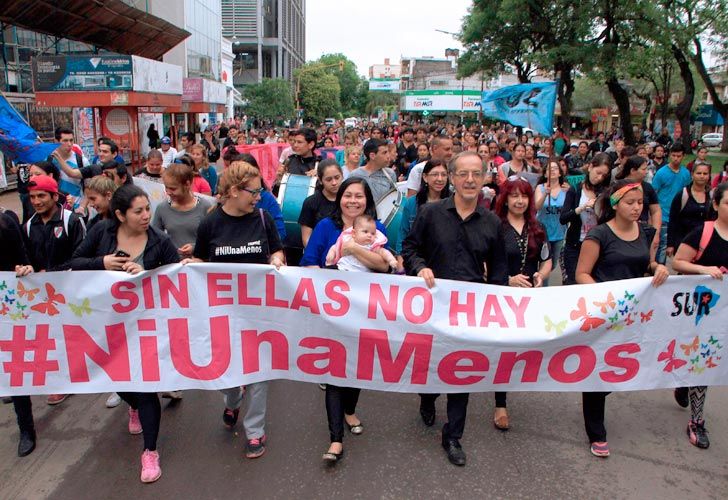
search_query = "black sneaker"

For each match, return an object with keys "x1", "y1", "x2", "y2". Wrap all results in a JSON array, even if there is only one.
[
  {"x1": 674, "y1": 387, "x2": 689, "y2": 408},
  {"x1": 223, "y1": 408, "x2": 239, "y2": 428},
  {"x1": 245, "y1": 435, "x2": 267, "y2": 458},
  {"x1": 687, "y1": 420, "x2": 710, "y2": 449}
]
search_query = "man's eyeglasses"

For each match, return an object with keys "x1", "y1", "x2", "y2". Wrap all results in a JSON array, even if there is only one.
[{"x1": 453, "y1": 170, "x2": 484, "y2": 180}]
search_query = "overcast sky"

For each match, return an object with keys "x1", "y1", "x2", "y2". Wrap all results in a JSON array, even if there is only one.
[{"x1": 306, "y1": 0, "x2": 472, "y2": 77}]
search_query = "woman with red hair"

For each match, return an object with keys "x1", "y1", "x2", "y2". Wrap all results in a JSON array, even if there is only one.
[{"x1": 491, "y1": 177, "x2": 552, "y2": 430}]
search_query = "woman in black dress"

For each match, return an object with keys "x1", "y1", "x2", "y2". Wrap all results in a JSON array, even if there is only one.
[{"x1": 492, "y1": 177, "x2": 552, "y2": 430}]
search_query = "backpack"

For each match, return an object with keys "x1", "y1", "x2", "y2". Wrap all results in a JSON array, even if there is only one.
[
  {"x1": 692, "y1": 221, "x2": 715, "y2": 262},
  {"x1": 680, "y1": 187, "x2": 713, "y2": 211}
]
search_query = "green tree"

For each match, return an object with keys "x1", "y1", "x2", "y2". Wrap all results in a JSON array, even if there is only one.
[
  {"x1": 365, "y1": 92, "x2": 399, "y2": 117},
  {"x1": 242, "y1": 78, "x2": 294, "y2": 122},
  {"x1": 296, "y1": 63, "x2": 341, "y2": 123},
  {"x1": 317, "y1": 53, "x2": 362, "y2": 112}
]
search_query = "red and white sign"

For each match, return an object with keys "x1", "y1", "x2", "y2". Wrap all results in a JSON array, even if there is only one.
[{"x1": 0, "y1": 267, "x2": 726, "y2": 395}]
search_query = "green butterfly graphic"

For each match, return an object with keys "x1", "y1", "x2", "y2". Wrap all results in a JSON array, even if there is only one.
[
  {"x1": 68, "y1": 298, "x2": 92, "y2": 317},
  {"x1": 544, "y1": 315, "x2": 567, "y2": 335}
]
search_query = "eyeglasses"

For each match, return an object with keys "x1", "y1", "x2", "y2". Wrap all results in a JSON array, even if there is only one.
[
  {"x1": 453, "y1": 170, "x2": 484, "y2": 180},
  {"x1": 240, "y1": 186, "x2": 265, "y2": 196}
]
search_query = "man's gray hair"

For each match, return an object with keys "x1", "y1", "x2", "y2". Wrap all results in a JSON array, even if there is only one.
[{"x1": 448, "y1": 151, "x2": 484, "y2": 174}]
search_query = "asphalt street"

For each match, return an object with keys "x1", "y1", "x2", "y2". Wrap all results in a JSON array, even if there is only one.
[{"x1": 0, "y1": 190, "x2": 727, "y2": 499}]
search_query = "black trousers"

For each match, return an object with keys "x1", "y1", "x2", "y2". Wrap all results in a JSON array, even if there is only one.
[
  {"x1": 420, "y1": 393, "x2": 470, "y2": 440},
  {"x1": 562, "y1": 242, "x2": 582, "y2": 286},
  {"x1": 582, "y1": 392, "x2": 610, "y2": 443},
  {"x1": 118, "y1": 392, "x2": 161, "y2": 451},
  {"x1": 325, "y1": 385, "x2": 361, "y2": 443},
  {"x1": 12, "y1": 396, "x2": 34, "y2": 433},
  {"x1": 495, "y1": 392, "x2": 507, "y2": 407}
]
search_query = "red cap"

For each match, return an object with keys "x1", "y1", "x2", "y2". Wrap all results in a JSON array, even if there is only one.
[{"x1": 27, "y1": 175, "x2": 58, "y2": 194}]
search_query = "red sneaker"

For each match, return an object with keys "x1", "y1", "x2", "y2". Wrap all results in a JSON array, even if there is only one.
[{"x1": 47, "y1": 394, "x2": 69, "y2": 405}]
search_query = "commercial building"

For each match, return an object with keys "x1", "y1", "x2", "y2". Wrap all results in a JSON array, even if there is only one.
[{"x1": 221, "y1": 0, "x2": 306, "y2": 86}]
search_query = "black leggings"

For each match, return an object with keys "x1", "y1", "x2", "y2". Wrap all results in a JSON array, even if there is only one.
[
  {"x1": 12, "y1": 396, "x2": 34, "y2": 433},
  {"x1": 582, "y1": 392, "x2": 610, "y2": 443},
  {"x1": 325, "y1": 385, "x2": 360, "y2": 443},
  {"x1": 118, "y1": 392, "x2": 161, "y2": 451},
  {"x1": 562, "y1": 242, "x2": 582, "y2": 286}
]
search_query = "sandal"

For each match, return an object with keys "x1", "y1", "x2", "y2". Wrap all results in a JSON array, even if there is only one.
[
  {"x1": 493, "y1": 409, "x2": 510, "y2": 431},
  {"x1": 346, "y1": 421, "x2": 364, "y2": 435},
  {"x1": 322, "y1": 448, "x2": 344, "y2": 462}
]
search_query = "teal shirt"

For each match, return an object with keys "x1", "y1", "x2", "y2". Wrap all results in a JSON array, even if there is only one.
[
  {"x1": 396, "y1": 195, "x2": 419, "y2": 254},
  {"x1": 652, "y1": 165, "x2": 691, "y2": 223}
]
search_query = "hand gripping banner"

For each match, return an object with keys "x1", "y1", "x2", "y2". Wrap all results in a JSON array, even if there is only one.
[{"x1": 0, "y1": 265, "x2": 726, "y2": 396}]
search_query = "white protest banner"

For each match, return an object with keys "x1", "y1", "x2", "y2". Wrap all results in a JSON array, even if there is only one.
[{"x1": 0, "y1": 265, "x2": 725, "y2": 396}]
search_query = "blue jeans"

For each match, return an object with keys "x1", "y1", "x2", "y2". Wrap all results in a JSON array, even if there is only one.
[{"x1": 656, "y1": 225, "x2": 668, "y2": 264}]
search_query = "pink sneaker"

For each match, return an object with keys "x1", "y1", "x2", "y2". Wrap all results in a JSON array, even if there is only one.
[
  {"x1": 47, "y1": 394, "x2": 69, "y2": 405},
  {"x1": 140, "y1": 449, "x2": 161, "y2": 483},
  {"x1": 128, "y1": 408, "x2": 142, "y2": 435}
]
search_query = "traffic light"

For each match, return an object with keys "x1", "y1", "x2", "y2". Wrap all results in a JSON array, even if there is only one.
[{"x1": 338, "y1": 61, "x2": 344, "y2": 71}]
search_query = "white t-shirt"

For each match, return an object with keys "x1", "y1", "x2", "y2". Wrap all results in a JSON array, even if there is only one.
[
  {"x1": 405, "y1": 160, "x2": 427, "y2": 193},
  {"x1": 160, "y1": 147, "x2": 178, "y2": 168}
]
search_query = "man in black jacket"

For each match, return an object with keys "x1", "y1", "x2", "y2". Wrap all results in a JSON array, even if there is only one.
[
  {"x1": 402, "y1": 151, "x2": 507, "y2": 467},
  {"x1": 22, "y1": 175, "x2": 86, "y2": 406},
  {"x1": 285, "y1": 128, "x2": 319, "y2": 176}
]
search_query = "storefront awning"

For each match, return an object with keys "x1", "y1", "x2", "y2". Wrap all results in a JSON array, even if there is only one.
[{"x1": 0, "y1": 0, "x2": 190, "y2": 60}]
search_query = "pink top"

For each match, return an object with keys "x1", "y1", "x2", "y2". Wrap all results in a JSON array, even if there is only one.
[
  {"x1": 330, "y1": 226, "x2": 388, "y2": 264},
  {"x1": 192, "y1": 176, "x2": 212, "y2": 195}
]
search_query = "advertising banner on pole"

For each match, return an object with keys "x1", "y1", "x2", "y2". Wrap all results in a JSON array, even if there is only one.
[
  {"x1": 1, "y1": 267, "x2": 726, "y2": 396},
  {"x1": 32, "y1": 56, "x2": 133, "y2": 92}
]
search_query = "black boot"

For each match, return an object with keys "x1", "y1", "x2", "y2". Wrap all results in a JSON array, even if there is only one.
[{"x1": 18, "y1": 429, "x2": 36, "y2": 457}]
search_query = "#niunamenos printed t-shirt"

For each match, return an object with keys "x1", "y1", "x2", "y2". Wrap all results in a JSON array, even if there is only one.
[{"x1": 193, "y1": 206, "x2": 282, "y2": 264}]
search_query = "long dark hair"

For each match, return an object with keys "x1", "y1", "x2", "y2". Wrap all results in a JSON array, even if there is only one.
[
  {"x1": 615, "y1": 155, "x2": 647, "y2": 180},
  {"x1": 331, "y1": 177, "x2": 377, "y2": 229},
  {"x1": 316, "y1": 158, "x2": 342, "y2": 192},
  {"x1": 494, "y1": 178, "x2": 546, "y2": 260},
  {"x1": 111, "y1": 184, "x2": 149, "y2": 226},
  {"x1": 415, "y1": 159, "x2": 450, "y2": 206},
  {"x1": 537, "y1": 156, "x2": 565, "y2": 186},
  {"x1": 583, "y1": 152, "x2": 611, "y2": 191},
  {"x1": 596, "y1": 179, "x2": 641, "y2": 224}
]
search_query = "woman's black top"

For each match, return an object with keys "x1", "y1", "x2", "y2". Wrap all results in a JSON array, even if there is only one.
[{"x1": 586, "y1": 224, "x2": 655, "y2": 283}]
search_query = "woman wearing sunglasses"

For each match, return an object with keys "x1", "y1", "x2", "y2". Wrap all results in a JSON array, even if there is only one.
[{"x1": 182, "y1": 161, "x2": 284, "y2": 460}]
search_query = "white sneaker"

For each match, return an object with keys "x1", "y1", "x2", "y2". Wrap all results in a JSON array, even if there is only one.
[{"x1": 105, "y1": 393, "x2": 121, "y2": 408}]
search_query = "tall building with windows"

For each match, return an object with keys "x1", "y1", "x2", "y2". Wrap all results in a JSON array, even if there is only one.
[{"x1": 221, "y1": 0, "x2": 305, "y2": 86}]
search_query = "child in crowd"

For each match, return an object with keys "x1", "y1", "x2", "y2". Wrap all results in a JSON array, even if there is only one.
[{"x1": 325, "y1": 214, "x2": 397, "y2": 272}]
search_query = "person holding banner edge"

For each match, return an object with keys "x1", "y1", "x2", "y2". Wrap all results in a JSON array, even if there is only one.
[
  {"x1": 68, "y1": 184, "x2": 180, "y2": 482},
  {"x1": 402, "y1": 151, "x2": 508, "y2": 466},
  {"x1": 183, "y1": 161, "x2": 285, "y2": 460},
  {"x1": 575, "y1": 180, "x2": 669, "y2": 458},
  {"x1": 300, "y1": 177, "x2": 389, "y2": 463},
  {"x1": 671, "y1": 182, "x2": 728, "y2": 449}
]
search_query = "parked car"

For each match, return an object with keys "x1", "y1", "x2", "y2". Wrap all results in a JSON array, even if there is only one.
[
  {"x1": 344, "y1": 117, "x2": 358, "y2": 129},
  {"x1": 701, "y1": 132, "x2": 723, "y2": 148}
]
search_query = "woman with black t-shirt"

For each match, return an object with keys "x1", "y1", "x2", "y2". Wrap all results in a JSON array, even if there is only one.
[
  {"x1": 298, "y1": 159, "x2": 342, "y2": 248},
  {"x1": 184, "y1": 161, "x2": 284, "y2": 460},
  {"x1": 614, "y1": 155, "x2": 661, "y2": 228},
  {"x1": 492, "y1": 177, "x2": 552, "y2": 430},
  {"x1": 667, "y1": 163, "x2": 713, "y2": 258},
  {"x1": 575, "y1": 180, "x2": 669, "y2": 458},
  {"x1": 560, "y1": 153, "x2": 611, "y2": 285},
  {"x1": 672, "y1": 183, "x2": 728, "y2": 450}
]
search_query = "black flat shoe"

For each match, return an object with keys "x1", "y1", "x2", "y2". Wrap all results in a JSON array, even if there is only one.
[
  {"x1": 441, "y1": 437, "x2": 466, "y2": 466},
  {"x1": 674, "y1": 387, "x2": 689, "y2": 408},
  {"x1": 322, "y1": 449, "x2": 344, "y2": 462},
  {"x1": 18, "y1": 430, "x2": 36, "y2": 457},
  {"x1": 346, "y1": 421, "x2": 364, "y2": 435},
  {"x1": 420, "y1": 401, "x2": 436, "y2": 427}
]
